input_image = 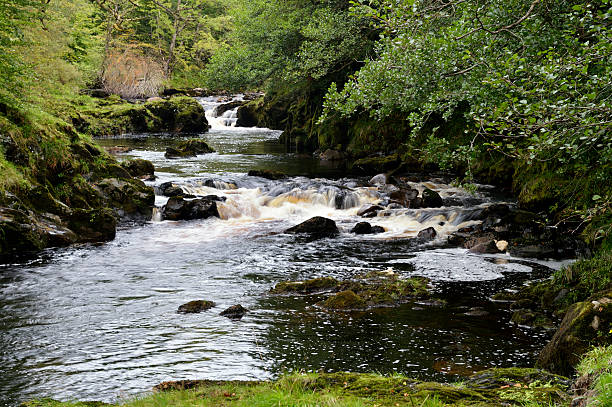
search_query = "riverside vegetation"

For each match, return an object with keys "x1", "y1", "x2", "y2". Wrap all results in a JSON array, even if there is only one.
[{"x1": 0, "y1": 0, "x2": 610, "y2": 406}]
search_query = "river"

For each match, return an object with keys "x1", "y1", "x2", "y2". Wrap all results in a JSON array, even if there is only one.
[{"x1": 0, "y1": 96, "x2": 570, "y2": 406}]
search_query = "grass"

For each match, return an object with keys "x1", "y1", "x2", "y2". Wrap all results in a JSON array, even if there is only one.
[
  {"x1": 576, "y1": 345, "x2": 612, "y2": 407},
  {"x1": 24, "y1": 370, "x2": 574, "y2": 407}
]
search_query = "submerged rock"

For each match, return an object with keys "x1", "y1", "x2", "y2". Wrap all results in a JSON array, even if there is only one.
[
  {"x1": 162, "y1": 196, "x2": 221, "y2": 221},
  {"x1": 285, "y1": 216, "x2": 339, "y2": 239},
  {"x1": 247, "y1": 169, "x2": 287, "y2": 180},
  {"x1": 271, "y1": 277, "x2": 339, "y2": 295},
  {"x1": 165, "y1": 139, "x2": 215, "y2": 159},
  {"x1": 271, "y1": 272, "x2": 430, "y2": 311},
  {"x1": 220, "y1": 304, "x2": 248, "y2": 319},
  {"x1": 178, "y1": 300, "x2": 215, "y2": 313},
  {"x1": 320, "y1": 290, "x2": 366, "y2": 310},
  {"x1": 351, "y1": 222, "x2": 385, "y2": 235}
]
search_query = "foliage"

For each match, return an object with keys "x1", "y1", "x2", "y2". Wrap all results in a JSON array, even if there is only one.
[
  {"x1": 577, "y1": 345, "x2": 612, "y2": 407},
  {"x1": 321, "y1": 0, "x2": 612, "y2": 189},
  {"x1": 202, "y1": 0, "x2": 372, "y2": 91}
]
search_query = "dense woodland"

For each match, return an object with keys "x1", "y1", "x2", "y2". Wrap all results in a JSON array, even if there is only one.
[{"x1": 1, "y1": 0, "x2": 611, "y2": 405}]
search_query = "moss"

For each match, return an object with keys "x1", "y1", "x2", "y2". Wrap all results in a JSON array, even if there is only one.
[
  {"x1": 319, "y1": 290, "x2": 366, "y2": 310},
  {"x1": 536, "y1": 290, "x2": 612, "y2": 376},
  {"x1": 270, "y1": 277, "x2": 339, "y2": 294}
]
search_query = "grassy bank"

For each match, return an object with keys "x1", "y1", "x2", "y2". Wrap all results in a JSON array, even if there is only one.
[{"x1": 25, "y1": 367, "x2": 574, "y2": 407}]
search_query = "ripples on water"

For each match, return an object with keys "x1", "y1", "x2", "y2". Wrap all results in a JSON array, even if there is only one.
[{"x1": 0, "y1": 97, "x2": 568, "y2": 405}]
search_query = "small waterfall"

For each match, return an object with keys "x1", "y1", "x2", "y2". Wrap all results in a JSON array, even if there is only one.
[
  {"x1": 153, "y1": 176, "x2": 503, "y2": 239},
  {"x1": 196, "y1": 95, "x2": 243, "y2": 129},
  {"x1": 151, "y1": 207, "x2": 163, "y2": 222}
]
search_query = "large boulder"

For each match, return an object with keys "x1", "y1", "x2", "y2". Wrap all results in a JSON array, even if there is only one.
[
  {"x1": 145, "y1": 96, "x2": 209, "y2": 133},
  {"x1": 285, "y1": 216, "x2": 339, "y2": 239},
  {"x1": 162, "y1": 196, "x2": 222, "y2": 221},
  {"x1": 121, "y1": 159, "x2": 155, "y2": 178},
  {"x1": 421, "y1": 188, "x2": 443, "y2": 208},
  {"x1": 536, "y1": 291, "x2": 612, "y2": 376},
  {"x1": 390, "y1": 187, "x2": 420, "y2": 208},
  {"x1": 93, "y1": 178, "x2": 155, "y2": 222},
  {"x1": 67, "y1": 208, "x2": 117, "y2": 243},
  {"x1": 0, "y1": 207, "x2": 78, "y2": 256}
]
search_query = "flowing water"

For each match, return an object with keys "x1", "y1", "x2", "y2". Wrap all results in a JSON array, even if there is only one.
[{"x1": 0, "y1": 96, "x2": 571, "y2": 406}]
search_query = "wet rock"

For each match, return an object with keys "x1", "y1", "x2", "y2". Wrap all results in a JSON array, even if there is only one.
[
  {"x1": 469, "y1": 240, "x2": 500, "y2": 254},
  {"x1": 165, "y1": 139, "x2": 215, "y2": 159},
  {"x1": 247, "y1": 169, "x2": 287, "y2": 180},
  {"x1": 357, "y1": 204, "x2": 383, "y2": 218},
  {"x1": 67, "y1": 208, "x2": 116, "y2": 243},
  {"x1": 121, "y1": 159, "x2": 155, "y2": 178},
  {"x1": 421, "y1": 188, "x2": 443, "y2": 208},
  {"x1": 158, "y1": 182, "x2": 184, "y2": 197},
  {"x1": 417, "y1": 227, "x2": 437, "y2": 240},
  {"x1": 178, "y1": 300, "x2": 215, "y2": 313},
  {"x1": 0, "y1": 207, "x2": 78, "y2": 255},
  {"x1": 350, "y1": 222, "x2": 385, "y2": 235},
  {"x1": 536, "y1": 291, "x2": 612, "y2": 376},
  {"x1": 511, "y1": 309, "x2": 556, "y2": 329},
  {"x1": 220, "y1": 304, "x2": 248, "y2": 319},
  {"x1": 162, "y1": 196, "x2": 221, "y2": 221},
  {"x1": 320, "y1": 149, "x2": 345, "y2": 161},
  {"x1": 271, "y1": 277, "x2": 339, "y2": 295},
  {"x1": 319, "y1": 290, "x2": 366, "y2": 310},
  {"x1": 93, "y1": 178, "x2": 155, "y2": 222},
  {"x1": 369, "y1": 173, "x2": 387, "y2": 186},
  {"x1": 508, "y1": 243, "x2": 556, "y2": 259},
  {"x1": 285, "y1": 216, "x2": 339, "y2": 239},
  {"x1": 216, "y1": 100, "x2": 244, "y2": 116},
  {"x1": 389, "y1": 187, "x2": 420, "y2": 208}
]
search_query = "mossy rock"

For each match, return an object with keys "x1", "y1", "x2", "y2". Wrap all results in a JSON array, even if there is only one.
[
  {"x1": 178, "y1": 300, "x2": 215, "y2": 313},
  {"x1": 319, "y1": 290, "x2": 367, "y2": 310},
  {"x1": 536, "y1": 291, "x2": 612, "y2": 376},
  {"x1": 67, "y1": 208, "x2": 116, "y2": 243},
  {"x1": 121, "y1": 159, "x2": 154, "y2": 178},
  {"x1": 271, "y1": 277, "x2": 339, "y2": 294},
  {"x1": 92, "y1": 178, "x2": 155, "y2": 222},
  {"x1": 466, "y1": 367, "x2": 571, "y2": 390}
]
